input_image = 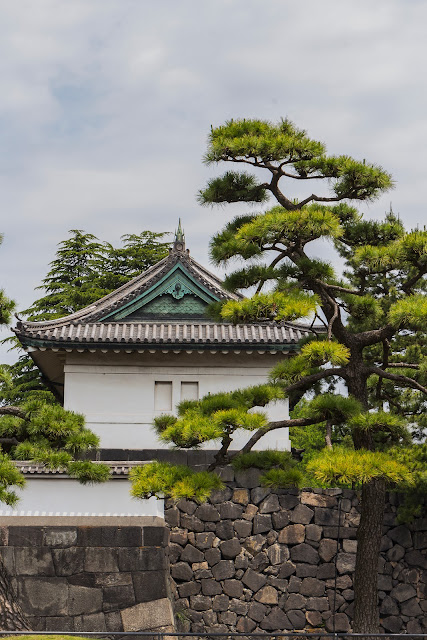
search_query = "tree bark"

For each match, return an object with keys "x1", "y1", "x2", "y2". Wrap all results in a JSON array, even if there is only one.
[
  {"x1": 353, "y1": 477, "x2": 386, "y2": 633},
  {"x1": 0, "y1": 557, "x2": 30, "y2": 630}
]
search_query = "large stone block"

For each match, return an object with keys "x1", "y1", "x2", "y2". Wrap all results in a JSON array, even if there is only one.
[
  {"x1": 180, "y1": 544, "x2": 204, "y2": 563},
  {"x1": 255, "y1": 585, "x2": 278, "y2": 605},
  {"x1": 201, "y1": 579, "x2": 222, "y2": 596},
  {"x1": 95, "y1": 572, "x2": 132, "y2": 587},
  {"x1": 8, "y1": 526, "x2": 43, "y2": 546},
  {"x1": 260, "y1": 607, "x2": 291, "y2": 630},
  {"x1": 287, "y1": 609, "x2": 306, "y2": 629},
  {"x1": 220, "y1": 501, "x2": 243, "y2": 519},
  {"x1": 15, "y1": 547, "x2": 55, "y2": 576},
  {"x1": 223, "y1": 579, "x2": 243, "y2": 598},
  {"x1": 390, "y1": 583, "x2": 416, "y2": 602},
  {"x1": 253, "y1": 514, "x2": 272, "y2": 534},
  {"x1": 259, "y1": 493, "x2": 280, "y2": 513},
  {"x1": 234, "y1": 519, "x2": 252, "y2": 538},
  {"x1": 211, "y1": 560, "x2": 235, "y2": 580},
  {"x1": 171, "y1": 562, "x2": 193, "y2": 581},
  {"x1": 84, "y1": 548, "x2": 119, "y2": 573},
  {"x1": 336, "y1": 552, "x2": 356, "y2": 574},
  {"x1": 242, "y1": 567, "x2": 267, "y2": 592},
  {"x1": 290, "y1": 503, "x2": 314, "y2": 524},
  {"x1": 215, "y1": 520, "x2": 234, "y2": 540},
  {"x1": 45, "y1": 616, "x2": 74, "y2": 631},
  {"x1": 290, "y1": 542, "x2": 319, "y2": 564},
  {"x1": 19, "y1": 577, "x2": 68, "y2": 616},
  {"x1": 118, "y1": 546, "x2": 165, "y2": 571},
  {"x1": 301, "y1": 491, "x2": 337, "y2": 508},
  {"x1": 300, "y1": 577, "x2": 325, "y2": 596},
  {"x1": 180, "y1": 514, "x2": 204, "y2": 532},
  {"x1": 43, "y1": 528, "x2": 77, "y2": 548},
  {"x1": 100, "y1": 526, "x2": 143, "y2": 547},
  {"x1": 220, "y1": 538, "x2": 241, "y2": 559},
  {"x1": 387, "y1": 524, "x2": 412, "y2": 548},
  {"x1": 195, "y1": 504, "x2": 220, "y2": 522},
  {"x1": 68, "y1": 584, "x2": 103, "y2": 615},
  {"x1": 319, "y1": 538, "x2": 338, "y2": 563},
  {"x1": 278, "y1": 524, "x2": 305, "y2": 544},
  {"x1": 235, "y1": 468, "x2": 262, "y2": 488},
  {"x1": 52, "y1": 548, "x2": 85, "y2": 576},
  {"x1": 267, "y1": 543, "x2": 289, "y2": 565},
  {"x1": 325, "y1": 612, "x2": 350, "y2": 632},
  {"x1": 103, "y1": 584, "x2": 136, "y2": 612},
  {"x1": 133, "y1": 571, "x2": 168, "y2": 602},
  {"x1": 314, "y1": 507, "x2": 343, "y2": 526}
]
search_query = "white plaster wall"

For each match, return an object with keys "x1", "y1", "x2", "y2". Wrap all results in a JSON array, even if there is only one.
[
  {"x1": 0, "y1": 478, "x2": 163, "y2": 517},
  {"x1": 64, "y1": 351, "x2": 291, "y2": 451}
]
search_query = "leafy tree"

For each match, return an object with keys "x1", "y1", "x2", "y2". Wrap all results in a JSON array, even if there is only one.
[
  {"x1": 132, "y1": 119, "x2": 426, "y2": 633},
  {"x1": 3, "y1": 229, "x2": 171, "y2": 404}
]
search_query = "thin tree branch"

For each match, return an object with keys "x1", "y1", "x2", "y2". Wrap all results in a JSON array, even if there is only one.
[
  {"x1": 239, "y1": 416, "x2": 324, "y2": 454},
  {"x1": 0, "y1": 407, "x2": 27, "y2": 420},
  {"x1": 386, "y1": 363, "x2": 420, "y2": 370},
  {"x1": 284, "y1": 368, "x2": 347, "y2": 393},
  {"x1": 368, "y1": 366, "x2": 427, "y2": 395}
]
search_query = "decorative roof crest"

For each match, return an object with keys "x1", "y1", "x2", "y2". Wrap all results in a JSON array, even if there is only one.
[{"x1": 172, "y1": 218, "x2": 186, "y2": 253}]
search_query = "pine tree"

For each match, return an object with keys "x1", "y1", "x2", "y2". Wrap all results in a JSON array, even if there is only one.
[
  {"x1": 3, "y1": 229, "x2": 171, "y2": 404},
  {"x1": 132, "y1": 119, "x2": 426, "y2": 633}
]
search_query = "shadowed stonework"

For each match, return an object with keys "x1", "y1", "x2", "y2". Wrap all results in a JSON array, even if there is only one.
[
  {"x1": 0, "y1": 516, "x2": 174, "y2": 633},
  {"x1": 164, "y1": 472, "x2": 426, "y2": 635}
]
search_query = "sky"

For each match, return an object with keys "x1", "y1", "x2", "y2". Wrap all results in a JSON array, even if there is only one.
[{"x1": 1, "y1": 0, "x2": 426, "y2": 363}]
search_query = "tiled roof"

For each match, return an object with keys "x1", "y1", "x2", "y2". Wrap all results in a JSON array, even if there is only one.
[
  {"x1": 15, "y1": 249, "x2": 241, "y2": 331},
  {"x1": 15, "y1": 461, "x2": 144, "y2": 476},
  {"x1": 15, "y1": 320, "x2": 313, "y2": 350}
]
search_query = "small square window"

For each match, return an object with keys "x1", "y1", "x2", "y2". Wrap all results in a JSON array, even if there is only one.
[
  {"x1": 154, "y1": 381, "x2": 172, "y2": 411},
  {"x1": 181, "y1": 381, "x2": 199, "y2": 401}
]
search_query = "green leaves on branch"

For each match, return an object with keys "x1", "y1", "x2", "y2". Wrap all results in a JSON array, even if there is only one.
[
  {"x1": 154, "y1": 385, "x2": 283, "y2": 448},
  {"x1": 349, "y1": 411, "x2": 410, "y2": 446},
  {"x1": 197, "y1": 171, "x2": 268, "y2": 206},
  {"x1": 220, "y1": 291, "x2": 318, "y2": 324},
  {"x1": 210, "y1": 214, "x2": 262, "y2": 264},
  {"x1": 130, "y1": 461, "x2": 224, "y2": 502},
  {"x1": 235, "y1": 205, "x2": 343, "y2": 248},
  {"x1": 353, "y1": 230, "x2": 427, "y2": 274},
  {"x1": 204, "y1": 118, "x2": 325, "y2": 165},
  {"x1": 295, "y1": 394, "x2": 362, "y2": 425},
  {"x1": 232, "y1": 450, "x2": 305, "y2": 490},
  {"x1": 270, "y1": 341, "x2": 350, "y2": 385},
  {"x1": 0, "y1": 454, "x2": 26, "y2": 506},
  {"x1": 388, "y1": 295, "x2": 427, "y2": 330},
  {"x1": 0, "y1": 290, "x2": 15, "y2": 325},
  {"x1": 307, "y1": 448, "x2": 414, "y2": 488}
]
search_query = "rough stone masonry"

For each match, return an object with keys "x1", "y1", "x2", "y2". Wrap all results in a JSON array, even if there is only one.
[
  {"x1": 0, "y1": 516, "x2": 174, "y2": 633},
  {"x1": 165, "y1": 467, "x2": 427, "y2": 635}
]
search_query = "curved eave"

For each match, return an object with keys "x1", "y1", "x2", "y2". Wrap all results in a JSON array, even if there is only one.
[{"x1": 18, "y1": 336, "x2": 301, "y2": 353}]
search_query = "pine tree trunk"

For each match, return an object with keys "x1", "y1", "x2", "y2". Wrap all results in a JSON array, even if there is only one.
[
  {"x1": 0, "y1": 557, "x2": 30, "y2": 630},
  {"x1": 353, "y1": 477, "x2": 386, "y2": 633}
]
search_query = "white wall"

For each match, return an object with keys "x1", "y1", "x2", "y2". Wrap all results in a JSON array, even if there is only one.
[
  {"x1": 0, "y1": 478, "x2": 163, "y2": 517},
  {"x1": 64, "y1": 351, "x2": 291, "y2": 451}
]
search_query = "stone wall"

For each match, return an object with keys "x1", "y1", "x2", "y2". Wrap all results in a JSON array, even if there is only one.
[
  {"x1": 164, "y1": 468, "x2": 427, "y2": 635},
  {"x1": 0, "y1": 516, "x2": 174, "y2": 633}
]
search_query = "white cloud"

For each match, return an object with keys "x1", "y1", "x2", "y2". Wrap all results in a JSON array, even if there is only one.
[{"x1": 1, "y1": 0, "x2": 426, "y2": 362}]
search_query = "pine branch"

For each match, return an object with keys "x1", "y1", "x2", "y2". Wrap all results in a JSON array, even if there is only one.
[
  {"x1": 386, "y1": 363, "x2": 420, "y2": 370},
  {"x1": 0, "y1": 407, "x2": 27, "y2": 420},
  {"x1": 239, "y1": 416, "x2": 323, "y2": 454},
  {"x1": 368, "y1": 366, "x2": 427, "y2": 395}
]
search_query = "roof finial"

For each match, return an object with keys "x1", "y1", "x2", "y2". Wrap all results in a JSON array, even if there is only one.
[{"x1": 173, "y1": 219, "x2": 186, "y2": 252}]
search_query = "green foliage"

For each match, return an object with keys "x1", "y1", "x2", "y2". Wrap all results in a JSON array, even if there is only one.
[
  {"x1": 25, "y1": 229, "x2": 171, "y2": 321},
  {"x1": 296, "y1": 393, "x2": 362, "y2": 424},
  {"x1": 235, "y1": 204, "x2": 343, "y2": 246},
  {"x1": 0, "y1": 453, "x2": 26, "y2": 506},
  {"x1": 307, "y1": 448, "x2": 414, "y2": 488},
  {"x1": 260, "y1": 467, "x2": 305, "y2": 489},
  {"x1": 130, "y1": 461, "x2": 224, "y2": 502},
  {"x1": 300, "y1": 341, "x2": 350, "y2": 366},
  {"x1": 388, "y1": 294, "x2": 427, "y2": 329},
  {"x1": 220, "y1": 291, "x2": 318, "y2": 323},
  {"x1": 0, "y1": 290, "x2": 15, "y2": 325},
  {"x1": 349, "y1": 411, "x2": 410, "y2": 446},
  {"x1": 232, "y1": 449, "x2": 294, "y2": 470},
  {"x1": 197, "y1": 171, "x2": 268, "y2": 206}
]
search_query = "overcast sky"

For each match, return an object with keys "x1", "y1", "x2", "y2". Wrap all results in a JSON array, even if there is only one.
[{"x1": 1, "y1": 0, "x2": 426, "y2": 362}]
